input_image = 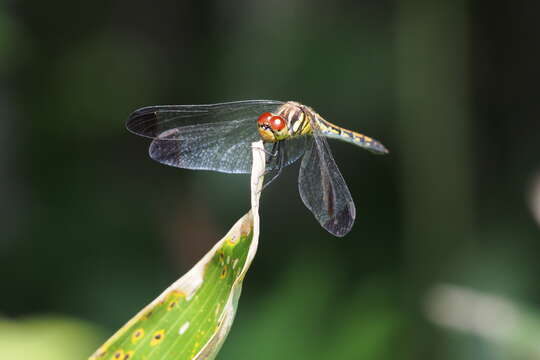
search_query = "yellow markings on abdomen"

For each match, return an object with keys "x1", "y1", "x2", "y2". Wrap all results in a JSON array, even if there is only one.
[
  {"x1": 340, "y1": 130, "x2": 352, "y2": 138},
  {"x1": 316, "y1": 119, "x2": 343, "y2": 135},
  {"x1": 352, "y1": 133, "x2": 372, "y2": 143},
  {"x1": 328, "y1": 126, "x2": 340, "y2": 135}
]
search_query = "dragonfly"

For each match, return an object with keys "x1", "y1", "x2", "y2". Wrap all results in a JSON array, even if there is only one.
[{"x1": 127, "y1": 100, "x2": 388, "y2": 237}]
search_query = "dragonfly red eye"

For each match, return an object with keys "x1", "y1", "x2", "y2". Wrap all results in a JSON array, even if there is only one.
[
  {"x1": 257, "y1": 112, "x2": 273, "y2": 125},
  {"x1": 270, "y1": 115, "x2": 286, "y2": 131}
]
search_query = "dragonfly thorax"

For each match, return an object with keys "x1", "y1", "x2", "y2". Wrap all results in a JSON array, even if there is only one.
[{"x1": 257, "y1": 101, "x2": 313, "y2": 143}]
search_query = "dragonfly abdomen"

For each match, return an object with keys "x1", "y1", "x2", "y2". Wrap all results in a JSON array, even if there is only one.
[{"x1": 315, "y1": 118, "x2": 389, "y2": 155}]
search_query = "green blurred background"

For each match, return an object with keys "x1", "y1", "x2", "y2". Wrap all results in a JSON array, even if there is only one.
[{"x1": 2, "y1": 1, "x2": 540, "y2": 359}]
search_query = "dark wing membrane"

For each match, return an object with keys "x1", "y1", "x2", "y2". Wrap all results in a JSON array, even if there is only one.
[
  {"x1": 127, "y1": 100, "x2": 283, "y2": 139},
  {"x1": 298, "y1": 126, "x2": 356, "y2": 237}
]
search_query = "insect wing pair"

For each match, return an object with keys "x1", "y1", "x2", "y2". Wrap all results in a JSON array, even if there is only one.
[{"x1": 127, "y1": 100, "x2": 386, "y2": 237}]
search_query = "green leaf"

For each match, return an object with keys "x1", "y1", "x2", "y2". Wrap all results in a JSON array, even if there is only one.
[{"x1": 89, "y1": 141, "x2": 266, "y2": 360}]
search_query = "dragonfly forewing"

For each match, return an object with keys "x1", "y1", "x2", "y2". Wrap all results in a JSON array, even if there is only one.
[{"x1": 127, "y1": 100, "x2": 283, "y2": 139}]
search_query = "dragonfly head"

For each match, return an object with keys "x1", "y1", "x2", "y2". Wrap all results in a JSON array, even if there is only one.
[{"x1": 257, "y1": 112, "x2": 289, "y2": 142}]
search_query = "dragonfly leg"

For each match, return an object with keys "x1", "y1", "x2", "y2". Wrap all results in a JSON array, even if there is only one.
[
  {"x1": 251, "y1": 142, "x2": 278, "y2": 177},
  {"x1": 262, "y1": 142, "x2": 284, "y2": 189},
  {"x1": 262, "y1": 143, "x2": 279, "y2": 175},
  {"x1": 251, "y1": 142, "x2": 279, "y2": 159},
  {"x1": 258, "y1": 142, "x2": 279, "y2": 159}
]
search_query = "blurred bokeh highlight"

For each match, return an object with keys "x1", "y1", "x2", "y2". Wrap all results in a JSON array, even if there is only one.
[{"x1": 1, "y1": 1, "x2": 539, "y2": 359}]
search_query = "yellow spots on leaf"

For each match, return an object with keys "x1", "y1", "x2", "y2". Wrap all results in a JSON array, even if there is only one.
[
  {"x1": 123, "y1": 351, "x2": 135, "y2": 360},
  {"x1": 93, "y1": 346, "x2": 108, "y2": 358},
  {"x1": 190, "y1": 342, "x2": 202, "y2": 358},
  {"x1": 165, "y1": 290, "x2": 185, "y2": 311},
  {"x1": 225, "y1": 232, "x2": 243, "y2": 247},
  {"x1": 111, "y1": 349, "x2": 124, "y2": 360},
  {"x1": 141, "y1": 310, "x2": 153, "y2": 320},
  {"x1": 150, "y1": 329, "x2": 165, "y2": 346},
  {"x1": 131, "y1": 328, "x2": 145, "y2": 344},
  {"x1": 219, "y1": 251, "x2": 225, "y2": 265},
  {"x1": 220, "y1": 265, "x2": 228, "y2": 279},
  {"x1": 167, "y1": 300, "x2": 178, "y2": 311},
  {"x1": 166, "y1": 290, "x2": 185, "y2": 302}
]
